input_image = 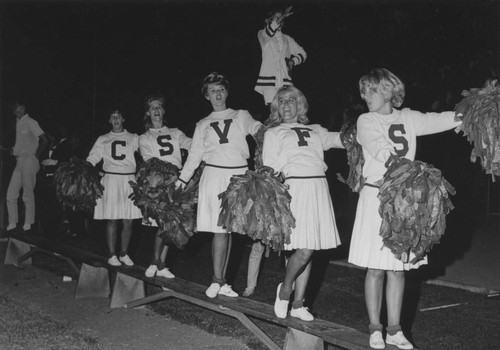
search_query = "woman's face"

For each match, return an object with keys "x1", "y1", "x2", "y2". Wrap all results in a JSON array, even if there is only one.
[
  {"x1": 360, "y1": 83, "x2": 390, "y2": 114},
  {"x1": 278, "y1": 92, "x2": 298, "y2": 123},
  {"x1": 147, "y1": 99, "x2": 165, "y2": 125},
  {"x1": 205, "y1": 83, "x2": 228, "y2": 111},
  {"x1": 109, "y1": 111, "x2": 124, "y2": 132}
]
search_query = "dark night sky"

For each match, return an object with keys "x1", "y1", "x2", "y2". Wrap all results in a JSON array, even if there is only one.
[{"x1": 1, "y1": 0, "x2": 499, "y2": 142}]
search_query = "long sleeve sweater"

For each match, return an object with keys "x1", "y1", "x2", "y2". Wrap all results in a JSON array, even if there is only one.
[{"x1": 357, "y1": 108, "x2": 462, "y2": 182}]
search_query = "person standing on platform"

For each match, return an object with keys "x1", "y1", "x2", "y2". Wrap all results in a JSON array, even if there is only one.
[
  {"x1": 140, "y1": 95, "x2": 192, "y2": 278},
  {"x1": 6, "y1": 101, "x2": 49, "y2": 233},
  {"x1": 263, "y1": 86, "x2": 344, "y2": 322},
  {"x1": 176, "y1": 72, "x2": 262, "y2": 298},
  {"x1": 87, "y1": 108, "x2": 143, "y2": 266},
  {"x1": 348, "y1": 68, "x2": 462, "y2": 349},
  {"x1": 247, "y1": 6, "x2": 307, "y2": 295}
]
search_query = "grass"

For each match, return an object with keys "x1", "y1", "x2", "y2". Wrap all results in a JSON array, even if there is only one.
[
  {"x1": 25, "y1": 218, "x2": 500, "y2": 350},
  {"x1": 148, "y1": 232, "x2": 500, "y2": 350},
  {"x1": 0, "y1": 295, "x2": 101, "y2": 350},
  {"x1": 138, "y1": 232, "x2": 500, "y2": 350}
]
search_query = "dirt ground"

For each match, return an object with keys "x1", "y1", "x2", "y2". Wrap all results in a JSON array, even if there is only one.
[
  {"x1": 2, "y1": 216, "x2": 500, "y2": 350},
  {"x1": 0, "y1": 240, "x2": 249, "y2": 350}
]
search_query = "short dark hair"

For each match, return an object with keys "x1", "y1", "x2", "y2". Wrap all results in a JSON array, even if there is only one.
[
  {"x1": 201, "y1": 72, "x2": 230, "y2": 96},
  {"x1": 11, "y1": 100, "x2": 27, "y2": 112}
]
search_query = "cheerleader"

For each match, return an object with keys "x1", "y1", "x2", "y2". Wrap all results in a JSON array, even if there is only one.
[
  {"x1": 263, "y1": 86, "x2": 344, "y2": 321},
  {"x1": 349, "y1": 68, "x2": 462, "y2": 349},
  {"x1": 176, "y1": 72, "x2": 262, "y2": 298},
  {"x1": 254, "y1": 7, "x2": 307, "y2": 106},
  {"x1": 139, "y1": 95, "x2": 192, "y2": 279},
  {"x1": 87, "y1": 108, "x2": 142, "y2": 266}
]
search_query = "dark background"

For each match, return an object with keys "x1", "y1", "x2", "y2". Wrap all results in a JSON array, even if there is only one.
[
  {"x1": 1, "y1": 0, "x2": 499, "y2": 228},
  {"x1": 1, "y1": 0, "x2": 498, "y2": 134}
]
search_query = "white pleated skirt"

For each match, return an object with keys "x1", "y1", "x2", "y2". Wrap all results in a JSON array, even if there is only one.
[
  {"x1": 93, "y1": 174, "x2": 143, "y2": 220},
  {"x1": 284, "y1": 177, "x2": 341, "y2": 251},
  {"x1": 348, "y1": 186, "x2": 427, "y2": 271},
  {"x1": 197, "y1": 165, "x2": 247, "y2": 234}
]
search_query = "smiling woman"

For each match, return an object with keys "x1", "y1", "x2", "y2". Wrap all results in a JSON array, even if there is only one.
[
  {"x1": 139, "y1": 94, "x2": 192, "y2": 279},
  {"x1": 262, "y1": 85, "x2": 345, "y2": 322},
  {"x1": 177, "y1": 72, "x2": 263, "y2": 299},
  {"x1": 86, "y1": 107, "x2": 143, "y2": 267}
]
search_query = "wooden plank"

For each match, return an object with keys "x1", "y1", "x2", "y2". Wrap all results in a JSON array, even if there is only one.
[
  {"x1": 8, "y1": 231, "x2": 371, "y2": 350},
  {"x1": 122, "y1": 272, "x2": 370, "y2": 349},
  {"x1": 18, "y1": 247, "x2": 81, "y2": 275},
  {"x1": 7, "y1": 231, "x2": 107, "y2": 267},
  {"x1": 136, "y1": 288, "x2": 281, "y2": 350}
]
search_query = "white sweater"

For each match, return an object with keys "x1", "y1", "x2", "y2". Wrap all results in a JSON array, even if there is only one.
[
  {"x1": 179, "y1": 108, "x2": 262, "y2": 183},
  {"x1": 357, "y1": 108, "x2": 462, "y2": 182},
  {"x1": 254, "y1": 23, "x2": 306, "y2": 97}
]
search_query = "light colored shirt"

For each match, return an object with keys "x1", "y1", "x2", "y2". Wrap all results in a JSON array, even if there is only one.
[
  {"x1": 87, "y1": 130, "x2": 139, "y2": 173},
  {"x1": 139, "y1": 126, "x2": 192, "y2": 169},
  {"x1": 13, "y1": 114, "x2": 44, "y2": 157},
  {"x1": 357, "y1": 108, "x2": 462, "y2": 182},
  {"x1": 179, "y1": 108, "x2": 262, "y2": 182},
  {"x1": 263, "y1": 123, "x2": 343, "y2": 177}
]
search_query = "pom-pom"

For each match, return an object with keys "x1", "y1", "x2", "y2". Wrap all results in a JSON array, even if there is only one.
[
  {"x1": 218, "y1": 166, "x2": 295, "y2": 251},
  {"x1": 378, "y1": 155, "x2": 455, "y2": 264},
  {"x1": 129, "y1": 158, "x2": 201, "y2": 249},
  {"x1": 54, "y1": 158, "x2": 104, "y2": 212},
  {"x1": 253, "y1": 120, "x2": 281, "y2": 168},
  {"x1": 337, "y1": 120, "x2": 365, "y2": 192},
  {"x1": 455, "y1": 79, "x2": 500, "y2": 179}
]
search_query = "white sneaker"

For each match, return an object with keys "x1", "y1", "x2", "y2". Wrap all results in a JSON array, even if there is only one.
[
  {"x1": 156, "y1": 268, "x2": 175, "y2": 279},
  {"x1": 369, "y1": 331, "x2": 385, "y2": 349},
  {"x1": 205, "y1": 283, "x2": 221, "y2": 298},
  {"x1": 290, "y1": 306, "x2": 314, "y2": 321},
  {"x1": 108, "y1": 255, "x2": 122, "y2": 267},
  {"x1": 218, "y1": 284, "x2": 238, "y2": 297},
  {"x1": 119, "y1": 254, "x2": 134, "y2": 266},
  {"x1": 386, "y1": 331, "x2": 413, "y2": 349},
  {"x1": 274, "y1": 283, "x2": 289, "y2": 319},
  {"x1": 145, "y1": 264, "x2": 158, "y2": 277},
  {"x1": 6, "y1": 224, "x2": 16, "y2": 231}
]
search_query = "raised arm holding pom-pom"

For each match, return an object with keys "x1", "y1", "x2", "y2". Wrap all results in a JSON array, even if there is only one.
[
  {"x1": 254, "y1": 7, "x2": 306, "y2": 106},
  {"x1": 348, "y1": 68, "x2": 462, "y2": 350}
]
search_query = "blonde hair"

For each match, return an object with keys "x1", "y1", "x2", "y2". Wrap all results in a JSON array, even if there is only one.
[
  {"x1": 143, "y1": 95, "x2": 166, "y2": 130},
  {"x1": 268, "y1": 86, "x2": 309, "y2": 125},
  {"x1": 359, "y1": 68, "x2": 405, "y2": 108}
]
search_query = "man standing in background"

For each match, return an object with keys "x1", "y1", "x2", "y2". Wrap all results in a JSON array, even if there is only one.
[{"x1": 6, "y1": 101, "x2": 49, "y2": 232}]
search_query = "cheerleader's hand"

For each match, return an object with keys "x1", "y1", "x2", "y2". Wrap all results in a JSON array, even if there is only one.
[
  {"x1": 286, "y1": 57, "x2": 295, "y2": 73},
  {"x1": 282, "y1": 6, "x2": 294, "y2": 19},
  {"x1": 175, "y1": 179, "x2": 186, "y2": 190}
]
